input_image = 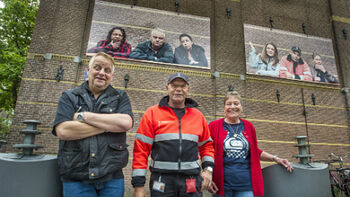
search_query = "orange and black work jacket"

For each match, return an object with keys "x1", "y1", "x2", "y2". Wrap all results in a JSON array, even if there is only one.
[{"x1": 131, "y1": 96, "x2": 215, "y2": 187}]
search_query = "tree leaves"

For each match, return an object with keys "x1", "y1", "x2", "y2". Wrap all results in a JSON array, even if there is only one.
[
  {"x1": 0, "y1": 0, "x2": 39, "y2": 139},
  {"x1": 0, "y1": 0, "x2": 38, "y2": 110}
]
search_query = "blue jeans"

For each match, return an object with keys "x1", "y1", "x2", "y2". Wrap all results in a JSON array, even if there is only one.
[
  {"x1": 63, "y1": 178, "x2": 124, "y2": 197},
  {"x1": 224, "y1": 190, "x2": 254, "y2": 197},
  {"x1": 213, "y1": 190, "x2": 254, "y2": 197}
]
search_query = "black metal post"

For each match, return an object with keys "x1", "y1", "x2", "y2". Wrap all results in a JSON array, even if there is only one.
[
  {"x1": 276, "y1": 89, "x2": 280, "y2": 103},
  {"x1": 269, "y1": 17, "x2": 274, "y2": 29},
  {"x1": 226, "y1": 8, "x2": 231, "y2": 19},
  {"x1": 301, "y1": 88, "x2": 311, "y2": 155}
]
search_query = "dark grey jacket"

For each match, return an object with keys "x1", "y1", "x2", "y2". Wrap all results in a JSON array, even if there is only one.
[
  {"x1": 129, "y1": 41, "x2": 174, "y2": 63},
  {"x1": 53, "y1": 82, "x2": 133, "y2": 183}
]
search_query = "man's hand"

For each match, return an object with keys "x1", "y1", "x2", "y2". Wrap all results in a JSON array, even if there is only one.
[
  {"x1": 208, "y1": 181, "x2": 219, "y2": 194},
  {"x1": 200, "y1": 169, "x2": 212, "y2": 191},
  {"x1": 133, "y1": 186, "x2": 146, "y2": 197}
]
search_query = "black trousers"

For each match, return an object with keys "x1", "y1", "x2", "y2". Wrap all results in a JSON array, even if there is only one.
[{"x1": 149, "y1": 172, "x2": 203, "y2": 197}]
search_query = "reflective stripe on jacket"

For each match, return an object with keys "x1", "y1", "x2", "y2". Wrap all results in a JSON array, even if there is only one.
[{"x1": 131, "y1": 96, "x2": 214, "y2": 187}]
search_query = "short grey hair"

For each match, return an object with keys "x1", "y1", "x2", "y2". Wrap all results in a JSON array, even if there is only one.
[
  {"x1": 151, "y1": 28, "x2": 165, "y2": 38},
  {"x1": 88, "y1": 52, "x2": 115, "y2": 73},
  {"x1": 224, "y1": 91, "x2": 242, "y2": 105}
]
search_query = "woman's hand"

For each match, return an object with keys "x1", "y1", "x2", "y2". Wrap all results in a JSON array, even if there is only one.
[
  {"x1": 249, "y1": 41, "x2": 254, "y2": 49},
  {"x1": 261, "y1": 151, "x2": 294, "y2": 173},
  {"x1": 315, "y1": 64, "x2": 326, "y2": 72},
  {"x1": 275, "y1": 157, "x2": 294, "y2": 173},
  {"x1": 110, "y1": 40, "x2": 119, "y2": 49}
]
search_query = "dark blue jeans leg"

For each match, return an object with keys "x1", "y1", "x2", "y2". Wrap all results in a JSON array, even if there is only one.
[
  {"x1": 97, "y1": 178, "x2": 125, "y2": 197},
  {"x1": 62, "y1": 181, "x2": 97, "y2": 197}
]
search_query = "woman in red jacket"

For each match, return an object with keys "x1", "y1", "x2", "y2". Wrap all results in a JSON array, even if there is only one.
[{"x1": 208, "y1": 91, "x2": 293, "y2": 197}]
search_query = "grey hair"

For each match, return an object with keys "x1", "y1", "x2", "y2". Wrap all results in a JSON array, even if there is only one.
[
  {"x1": 224, "y1": 91, "x2": 242, "y2": 105},
  {"x1": 151, "y1": 28, "x2": 165, "y2": 38},
  {"x1": 88, "y1": 52, "x2": 115, "y2": 73}
]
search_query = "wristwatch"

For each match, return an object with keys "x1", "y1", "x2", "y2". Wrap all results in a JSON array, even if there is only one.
[
  {"x1": 77, "y1": 112, "x2": 84, "y2": 122},
  {"x1": 204, "y1": 166, "x2": 213, "y2": 173}
]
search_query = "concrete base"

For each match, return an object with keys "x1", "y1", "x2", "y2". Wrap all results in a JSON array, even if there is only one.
[
  {"x1": 0, "y1": 153, "x2": 62, "y2": 197},
  {"x1": 262, "y1": 163, "x2": 332, "y2": 197}
]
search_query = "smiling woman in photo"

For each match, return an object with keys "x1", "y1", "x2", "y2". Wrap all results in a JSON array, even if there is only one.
[
  {"x1": 87, "y1": 26, "x2": 131, "y2": 58},
  {"x1": 248, "y1": 41, "x2": 280, "y2": 77}
]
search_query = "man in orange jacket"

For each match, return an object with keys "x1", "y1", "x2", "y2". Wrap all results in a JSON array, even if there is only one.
[
  {"x1": 279, "y1": 46, "x2": 312, "y2": 81},
  {"x1": 132, "y1": 72, "x2": 215, "y2": 197}
]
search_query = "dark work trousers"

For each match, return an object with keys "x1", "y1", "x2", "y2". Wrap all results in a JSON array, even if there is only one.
[{"x1": 149, "y1": 172, "x2": 203, "y2": 197}]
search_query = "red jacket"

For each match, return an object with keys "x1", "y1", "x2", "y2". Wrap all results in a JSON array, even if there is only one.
[
  {"x1": 132, "y1": 96, "x2": 215, "y2": 187},
  {"x1": 279, "y1": 55, "x2": 312, "y2": 81},
  {"x1": 209, "y1": 118, "x2": 264, "y2": 196}
]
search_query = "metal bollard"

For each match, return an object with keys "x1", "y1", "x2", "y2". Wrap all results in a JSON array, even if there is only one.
[{"x1": 12, "y1": 120, "x2": 43, "y2": 155}]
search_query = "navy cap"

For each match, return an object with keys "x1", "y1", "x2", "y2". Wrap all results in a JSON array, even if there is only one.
[
  {"x1": 167, "y1": 72, "x2": 189, "y2": 84},
  {"x1": 291, "y1": 46, "x2": 302, "y2": 54}
]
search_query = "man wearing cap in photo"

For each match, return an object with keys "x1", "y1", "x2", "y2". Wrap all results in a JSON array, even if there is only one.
[
  {"x1": 279, "y1": 46, "x2": 312, "y2": 81},
  {"x1": 132, "y1": 72, "x2": 215, "y2": 197}
]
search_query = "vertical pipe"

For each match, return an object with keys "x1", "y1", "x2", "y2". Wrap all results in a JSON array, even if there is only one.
[{"x1": 301, "y1": 88, "x2": 311, "y2": 155}]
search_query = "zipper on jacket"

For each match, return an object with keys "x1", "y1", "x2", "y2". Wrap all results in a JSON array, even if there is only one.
[{"x1": 178, "y1": 119, "x2": 182, "y2": 170}]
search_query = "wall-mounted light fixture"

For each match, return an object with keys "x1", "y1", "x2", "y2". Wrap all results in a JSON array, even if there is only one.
[
  {"x1": 276, "y1": 89, "x2": 280, "y2": 103},
  {"x1": 342, "y1": 29, "x2": 347, "y2": 40},
  {"x1": 226, "y1": 8, "x2": 231, "y2": 19},
  {"x1": 269, "y1": 17, "x2": 274, "y2": 29},
  {"x1": 212, "y1": 71, "x2": 220, "y2": 79},
  {"x1": 131, "y1": 0, "x2": 137, "y2": 7},
  {"x1": 175, "y1": 1, "x2": 179, "y2": 12},
  {"x1": 124, "y1": 74, "x2": 130, "y2": 88},
  {"x1": 43, "y1": 53, "x2": 52, "y2": 60},
  {"x1": 228, "y1": 85, "x2": 234, "y2": 92},
  {"x1": 55, "y1": 65, "x2": 64, "y2": 82},
  {"x1": 73, "y1": 56, "x2": 82, "y2": 63},
  {"x1": 302, "y1": 23, "x2": 306, "y2": 34},
  {"x1": 342, "y1": 87, "x2": 349, "y2": 94},
  {"x1": 311, "y1": 93, "x2": 316, "y2": 105}
]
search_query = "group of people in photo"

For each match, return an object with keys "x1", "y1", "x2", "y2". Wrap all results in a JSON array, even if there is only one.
[
  {"x1": 53, "y1": 52, "x2": 293, "y2": 197},
  {"x1": 248, "y1": 41, "x2": 338, "y2": 83},
  {"x1": 88, "y1": 27, "x2": 209, "y2": 67}
]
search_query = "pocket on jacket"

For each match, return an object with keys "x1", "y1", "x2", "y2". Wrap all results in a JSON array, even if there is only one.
[
  {"x1": 58, "y1": 148, "x2": 83, "y2": 175},
  {"x1": 108, "y1": 143, "x2": 129, "y2": 169}
]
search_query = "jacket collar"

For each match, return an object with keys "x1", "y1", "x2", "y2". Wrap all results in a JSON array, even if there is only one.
[
  {"x1": 159, "y1": 95, "x2": 198, "y2": 108},
  {"x1": 147, "y1": 41, "x2": 165, "y2": 52},
  {"x1": 72, "y1": 81, "x2": 117, "y2": 97}
]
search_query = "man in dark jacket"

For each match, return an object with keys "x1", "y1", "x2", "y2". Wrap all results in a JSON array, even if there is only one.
[
  {"x1": 130, "y1": 28, "x2": 174, "y2": 63},
  {"x1": 52, "y1": 52, "x2": 133, "y2": 197}
]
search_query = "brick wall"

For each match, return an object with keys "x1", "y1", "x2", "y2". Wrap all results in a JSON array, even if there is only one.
[{"x1": 6, "y1": 0, "x2": 350, "y2": 195}]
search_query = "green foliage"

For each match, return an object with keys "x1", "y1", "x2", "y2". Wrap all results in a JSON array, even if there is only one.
[
  {"x1": 0, "y1": 0, "x2": 39, "y2": 139},
  {"x1": 0, "y1": 111, "x2": 12, "y2": 140}
]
